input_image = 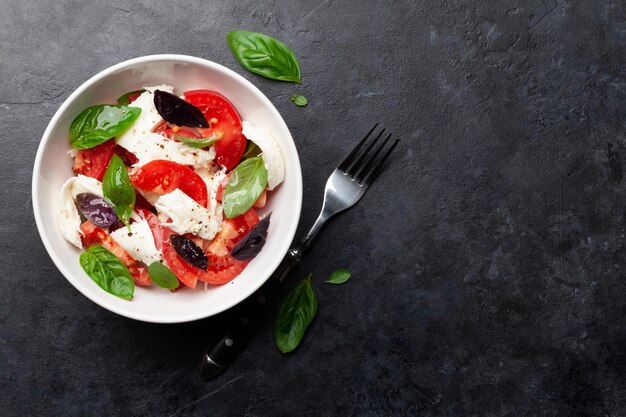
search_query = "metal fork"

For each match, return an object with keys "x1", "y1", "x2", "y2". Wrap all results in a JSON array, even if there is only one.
[{"x1": 200, "y1": 124, "x2": 399, "y2": 379}]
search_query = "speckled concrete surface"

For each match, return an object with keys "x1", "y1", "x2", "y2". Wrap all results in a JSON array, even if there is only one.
[{"x1": 2, "y1": 1, "x2": 626, "y2": 416}]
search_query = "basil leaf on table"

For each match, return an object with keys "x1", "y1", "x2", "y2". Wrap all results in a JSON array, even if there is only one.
[
  {"x1": 275, "y1": 273, "x2": 318, "y2": 353},
  {"x1": 69, "y1": 105, "x2": 141, "y2": 149},
  {"x1": 325, "y1": 269, "x2": 351, "y2": 285},
  {"x1": 227, "y1": 30, "x2": 301, "y2": 83},
  {"x1": 116, "y1": 89, "x2": 145, "y2": 106},
  {"x1": 222, "y1": 157, "x2": 268, "y2": 219},
  {"x1": 290, "y1": 94, "x2": 308, "y2": 107},
  {"x1": 102, "y1": 155, "x2": 135, "y2": 226},
  {"x1": 148, "y1": 262, "x2": 179, "y2": 289},
  {"x1": 230, "y1": 213, "x2": 271, "y2": 261},
  {"x1": 174, "y1": 133, "x2": 221, "y2": 149},
  {"x1": 79, "y1": 244, "x2": 134, "y2": 300}
]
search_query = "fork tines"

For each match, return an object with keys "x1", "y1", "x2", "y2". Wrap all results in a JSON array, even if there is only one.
[{"x1": 339, "y1": 123, "x2": 400, "y2": 185}]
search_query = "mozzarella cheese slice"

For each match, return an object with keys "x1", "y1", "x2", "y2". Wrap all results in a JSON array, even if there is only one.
[
  {"x1": 154, "y1": 189, "x2": 220, "y2": 240},
  {"x1": 58, "y1": 175, "x2": 104, "y2": 248},
  {"x1": 110, "y1": 218, "x2": 162, "y2": 266},
  {"x1": 241, "y1": 120, "x2": 285, "y2": 190},
  {"x1": 195, "y1": 166, "x2": 226, "y2": 234},
  {"x1": 122, "y1": 132, "x2": 215, "y2": 168}
]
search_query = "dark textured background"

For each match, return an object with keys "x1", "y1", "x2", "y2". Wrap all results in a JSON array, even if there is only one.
[{"x1": 2, "y1": 0, "x2": 626, "y2": 416}]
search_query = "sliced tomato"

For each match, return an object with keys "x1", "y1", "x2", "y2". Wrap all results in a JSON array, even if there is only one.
[
  {"x1": 130, "y1": 160, "x2": 208, "y2": 207},
  {"x1": 200, "y1": 209, "x2": 260, "y2": 285},
  {"x1": 183, "y1": 90, "x2": 246, "y2": 170},
  {"x1": 79, "y1": 220, "x2": 151, "y2": 286},
  {"x1": 161, "y1": 227, "x2": 200, "y2": 289},
  {"x1": 73, "y1": 139, "x2": 116, "y2": 181},
  {"x1": 127, "y1": 92, "x2": 141, "y2": 103},
  {"x1": 135, "y1": 208, "x2": 163, "y2": 251}
]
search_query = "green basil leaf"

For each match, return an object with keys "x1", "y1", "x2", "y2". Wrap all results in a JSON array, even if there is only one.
[
  {"x1": 148, "y1": 262, "x2": 179, "y2": 289},
  {"x1": 69, "y1": 105, "x2": 141, "y2": 149},
  {"x1": 116, "y1": 89, "x2": 145, "y2": 106},
  {"x1": 227, "y1": 30, "x2": 301, "y2": 83},
  {"x1": 241, "y1": 141, "x2": 261, "y2": 161},
  {"x1": 79, "y1": 244, "x2": 134, "y2": 300},
  {"x1": 290, "y1": 94, "x2": 308, "y2": 107},
  {"x1": 222, "y1": 157, "x2": 268, "y2": 219},
  {"x1": 274, "y1": 273, "x2": 317, "y2": 353},
  {"x1": 325, "y1": 269, "x2": 351, "y2": 285},
  {"x1": 102, "y1": 155, "x2": 135, "y2": 226},
  {"x1": 173, "y1": 133, "x2": 222, "y2": 149}
]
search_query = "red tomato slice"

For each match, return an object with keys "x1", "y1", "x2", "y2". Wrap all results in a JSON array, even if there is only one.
[
  {"x1": 127, "y1": 92, "x2": 141, "y2": 103},
  {"x1": 79, "y1": 220, "x2": 151, "y2": 286},
  {"x1": 73, "y1": 139, "x2": 116, "y2": 181},
  {"x1": 200, "y1": 209, "x2": 260, "y2": 285},
  {"x1": 161, "y1": 227, "x2": 200, "y2": 289},
  {"x1": 130, "y1": 160, "x2": 208, "y2": 207},
  {"x1": 183, "y1": 90, "x2": 246, "y2": 170},
  {"x1": 135, "y1": 208, "x2": 163, "y2": 251}
]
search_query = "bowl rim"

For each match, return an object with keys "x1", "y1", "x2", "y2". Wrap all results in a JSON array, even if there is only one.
[{"x1": 32, "y1": 54, "x2": 302, "y2": 323}]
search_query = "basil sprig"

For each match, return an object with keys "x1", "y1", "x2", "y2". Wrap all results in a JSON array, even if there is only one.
[
  {"x1": 174, "y1": 133, "x2": 222, "y2": 149},
  {"x1": 102, "y1": 155, "x2": 135, "y2": 226},
  {"x1": 227, "y1": 30, "x2": 301, "y2": 83},
  {"x1": 274, "y1": 274, "x2": 317, "y2": 353},
  {"x1": 79, "y1": 244, "x2": 134, "y2": 300},
  {"x1": 69, "y1": 105, "x2": 141, "y2": 149},
  {"x1": 116, "y1": 89, "x2": 144, "y2": 106},
  {"x1": 148, "y1": 262, "x2": 179, "y2": 289},
  {"x1": 325, "y1": 269, "x2": 351, "y2": 285},
  {"x1": 222, "y1": 157, "x2": 268, "y2": 219},
  {"x1": 290, "y1": 94, "x2": 308, "y2": 107},
  {"x1": 230, "y1": 213, "x2": 271, "y2": 261}
]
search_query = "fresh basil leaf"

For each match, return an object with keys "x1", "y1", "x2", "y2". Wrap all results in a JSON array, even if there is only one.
[
  {"x1": 325, "y1": 269, "x2": 351, "y2": 285},
  {"x1": 148, "y1": 262, "x2": 179, "y2": 289},
  {"x1": 79, "y1": 244, "x2": 134, "y2": 300},
  {"x1": 173, "y1": 133, "x2": 222, "y2": 149},
  {"x1": 116, "y1": 89, "x2": 144, "y2": 106},
  {"x1": 274, "y1": 273, "x2": 317, "y2": 353},
  {"x1": 222, "y1": 157, "x2": 268, "y2": 219},
  {"x1": 102, "y1": 155, "x2": 135, "y2": 226},
  {"x1": 230, "y1": 213, "x2": 271, "y2": 260},
  {"x1": 227, "y1": 30, "x2": 301, "y2": 83},
  {"x1": 69, "y1": 105, "x2": 141, "y2": 149},
  {"x1": 241, "y1": 141, "x2": 261, "y2": 161},
  {"x1": 290, "y1": 94, "x2": 308, "y2": 107},
  {"x1": 154, "y1": 90, "x2": 209, "y2": 128}
]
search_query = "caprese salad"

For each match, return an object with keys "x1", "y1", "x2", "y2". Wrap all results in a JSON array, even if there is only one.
[{"x1": 58, "y1": 85, "x2": 284, "y2": 300}]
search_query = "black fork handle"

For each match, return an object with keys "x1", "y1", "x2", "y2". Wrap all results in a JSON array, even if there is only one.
[{"x1": 199, "y1": 249, "x2": 303, "y2": 379}]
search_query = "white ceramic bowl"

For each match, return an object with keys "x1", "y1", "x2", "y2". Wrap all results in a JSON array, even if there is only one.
[{"x1": 32, "y1": 55, "x2": 302, "y2": 323}]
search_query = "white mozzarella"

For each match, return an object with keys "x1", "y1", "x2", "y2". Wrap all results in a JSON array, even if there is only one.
[
  {"x1": 241, "y1": 120, "x2": 285, "y2": 190},
  {"x1": 58, "y1": 175, "x2": 104, "y2": 248},
  {"x1": 116, "y1": 84, "x2": 174, "y2": 150},
  {"x1": 154, "y1": 189, "x2": 220, "y2": 240},
  {"x1": 110, "y1": 218, "x2": 162, "y2": 266},
  {"x1": 195, "y1": 166, "x2": 226, "y2": 234},
  {"x1": 123, "y1": 132, "x2": 215, "y2": 168}
]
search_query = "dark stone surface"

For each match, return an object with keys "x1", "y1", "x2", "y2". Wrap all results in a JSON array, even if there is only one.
[{"x1": 2, "y1": 0, "x2": 626, "y2": 415}]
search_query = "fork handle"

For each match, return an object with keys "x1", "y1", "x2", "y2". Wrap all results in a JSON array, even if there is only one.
[
  {"x1": 199, "y1": 212, "x2": 330, "y2": 379},
  {"x1": 199, "y1": 247, "x2": 304, "y2": 379}
]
